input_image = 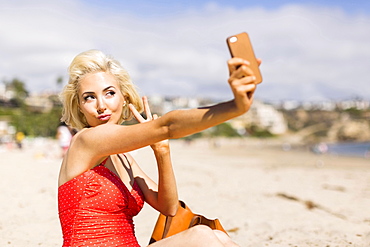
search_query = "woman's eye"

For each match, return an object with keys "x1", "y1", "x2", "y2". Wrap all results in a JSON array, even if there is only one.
[
  {"x1": 106, "y1": 91, "x2": 116, "y2": 97},
  {"x1": 83, "y1": 95, "x2": 95, "y2": 101}
]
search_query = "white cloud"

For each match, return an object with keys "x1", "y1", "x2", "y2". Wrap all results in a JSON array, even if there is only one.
[{"x1": 0, "y1": 0, "x2": 369, "y2": 101}]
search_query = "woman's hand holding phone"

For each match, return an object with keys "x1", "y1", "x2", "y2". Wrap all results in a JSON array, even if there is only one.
[{"x1": 226, "y1": 32, "x2": 262, "y2": 113}]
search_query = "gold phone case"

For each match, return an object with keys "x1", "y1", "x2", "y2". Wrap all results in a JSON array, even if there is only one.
[{"x1": 226, "y1": 32, "x2": 262, "y2": 84}]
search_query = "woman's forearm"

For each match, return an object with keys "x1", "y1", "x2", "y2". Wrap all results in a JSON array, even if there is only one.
[
  {"x1": 153, "y1": 147, "x2": 178, "y2": 216},
  {"x1": 165, "y1": 100, "x2": 241, "y2": 139}
]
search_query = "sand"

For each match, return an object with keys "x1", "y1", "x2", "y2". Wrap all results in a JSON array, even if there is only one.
[{"x1": 0, "y1": 137, "x2": 369, "y2": 246}]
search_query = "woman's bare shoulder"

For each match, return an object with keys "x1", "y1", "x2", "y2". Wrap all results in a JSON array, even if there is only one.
[{"x1": 58, "y1": 128, "x2": 107, "y2": 186}]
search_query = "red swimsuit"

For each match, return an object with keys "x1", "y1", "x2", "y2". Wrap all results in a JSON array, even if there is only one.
[{"x1": 58, "y1": 162, "x2": 144, "y2": 247}]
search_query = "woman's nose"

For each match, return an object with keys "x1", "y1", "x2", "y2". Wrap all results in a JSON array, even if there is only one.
[{"x1": 97, "y1": 98, "x2": 106, "y2": 113}]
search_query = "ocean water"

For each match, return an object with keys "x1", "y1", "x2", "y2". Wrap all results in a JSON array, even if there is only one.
[{"x1": 326, "y1": 142, "x2": 370, "y2": 158}]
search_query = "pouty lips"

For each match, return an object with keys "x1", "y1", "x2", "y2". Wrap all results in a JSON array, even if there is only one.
[{"x1": 98, "y1": 114, "x2": 111, "y2": 121}]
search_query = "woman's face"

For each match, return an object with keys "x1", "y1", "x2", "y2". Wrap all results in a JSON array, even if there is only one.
[{"x1": 78, "y1": 72, "x2": 125, "y2": 127}]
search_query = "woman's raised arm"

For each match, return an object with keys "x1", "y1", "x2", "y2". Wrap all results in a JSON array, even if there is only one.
[{"x1": 78, "y1": 57, "x2": 259, "y2": 161}]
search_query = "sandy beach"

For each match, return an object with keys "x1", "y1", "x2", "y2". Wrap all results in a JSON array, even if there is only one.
[{"x1": 0, "y1": 137, "x2": 369, "y2": 246}]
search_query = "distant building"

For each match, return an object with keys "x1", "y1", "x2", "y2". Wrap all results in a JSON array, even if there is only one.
[
  {"x1": 0, "y1": 83, "x2": 15, "y2": 102},
  {"x1": 24, "y1": 95, "x2": 53, "y2": 113},
  {"x1": 337, "y1": 99, "x2": 370, "y2": 110},
  {"x1": 147, "y1": 95, "x2": 209, "y2": 115},
  {"x1": 0, "y1": 117, "x2": 15, "y2": 144},
  {"x1": 231, "y1": 100, "x2": 288, "y2": 135}
]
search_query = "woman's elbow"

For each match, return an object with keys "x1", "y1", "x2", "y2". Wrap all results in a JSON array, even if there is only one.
[{"x1": 162, "y1": 202, "x2": 179, "y2": 217}]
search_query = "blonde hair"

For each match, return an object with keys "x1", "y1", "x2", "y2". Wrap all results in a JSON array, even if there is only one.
[{"x1": 60, "y1": 50, "x2": 143, "y2": 130}]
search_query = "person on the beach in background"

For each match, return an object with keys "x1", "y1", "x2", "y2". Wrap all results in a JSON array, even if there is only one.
[
  {"x1": 58, "y1": 49, "x2": 260, "y2": 246},
  {"x1": 15, "y1": 131, "x2": 25, "y2": 150},
  {"x1": 56, "y1": 122, "x2": 74, "y2": 158}
]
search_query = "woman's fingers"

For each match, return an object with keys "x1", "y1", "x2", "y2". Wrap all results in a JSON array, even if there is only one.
[
  {"x1": 233, "y1": 82, "x2": 256, "y2": 98},
  {"x1": 228, "y1": 58, "x2": 256, "y2": 81},
  {"x1": 227, "y1": 57, "x2": 259, "y2": 112},
  {"x1": 256, "y1": 58, "x2": 262, "y2": 66},
  {"x1": 142, "y1": 96, "x2": 153, "y2": 121},
  {"x1": 228, "y1": 57, "x2": 262, "y2": 79},
  {"x1": 129, "y1": 103, "x2": 145, "y2": 122},
  {"x1": 129, "y1": 96, "x2": 157, "y2": 123},
  {"x1": 227, "y1": 57, "x2": 250, "y2": 75}
]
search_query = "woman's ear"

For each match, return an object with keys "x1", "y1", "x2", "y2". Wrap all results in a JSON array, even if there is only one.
[{"x1": 123, "y1": 95, "x2": 130, "y2": 107}]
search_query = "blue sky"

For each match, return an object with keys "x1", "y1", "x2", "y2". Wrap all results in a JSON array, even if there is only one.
[
  {"x1": 84, "y1": 0, "x2": 370, "y2": 16},
  {"x1": 0, "y1": 0, "x2": 369, "y2": 102}
]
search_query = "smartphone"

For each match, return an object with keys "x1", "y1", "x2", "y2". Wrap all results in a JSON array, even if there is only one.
[{"x1": 226, "y1": 32, "x2": 262, "y2": 84}]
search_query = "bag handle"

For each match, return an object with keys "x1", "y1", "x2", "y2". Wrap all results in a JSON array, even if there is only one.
[
  {"x1": 149, "y1": 200, "x2": 227, "y2": 244},
  {"x1": 162, "y1": 215, "x2": 173, "y2": 238},
  {"x1": 162, "y1": 201, "x2": 189, "y2": 238}
]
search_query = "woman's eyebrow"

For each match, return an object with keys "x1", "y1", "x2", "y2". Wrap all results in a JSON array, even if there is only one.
[
  {"x1": 103, "y1": 86, "x2": 116, "y2": 91},
  {"x1": 81, "y1": 86, "x2": 116, "y2": 96},
  {"x1": 81, "y1": 91, "x2": 94, "y2": 97}
]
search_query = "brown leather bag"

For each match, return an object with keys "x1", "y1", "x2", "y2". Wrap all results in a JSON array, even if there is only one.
[{"x1": 149, "y1": 200, "x2": 227, "y2": 244}]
